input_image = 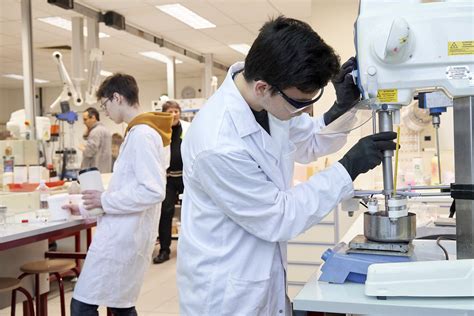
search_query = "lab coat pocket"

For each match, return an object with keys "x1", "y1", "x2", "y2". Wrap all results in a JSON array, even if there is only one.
[{"x1": 221, "y1": 276, "x2": 270, "y2": 315}]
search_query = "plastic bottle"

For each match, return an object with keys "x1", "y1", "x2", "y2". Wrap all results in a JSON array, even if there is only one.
[
  {"x1": 3, "y1": 146, "x2": 14, "y2": 173},
  {"x1": 37, "y1": 180, "x2": 50, "y2": 209}
]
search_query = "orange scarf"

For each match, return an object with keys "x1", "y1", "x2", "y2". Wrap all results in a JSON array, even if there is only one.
[{"x1": 125, "y1": 112, "x2": 173, "y2": 146}]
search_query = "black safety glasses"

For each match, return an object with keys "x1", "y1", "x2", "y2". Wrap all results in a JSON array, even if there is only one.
[{"x1": 275, "y1": 87, "x2": 324, "y2": 110}]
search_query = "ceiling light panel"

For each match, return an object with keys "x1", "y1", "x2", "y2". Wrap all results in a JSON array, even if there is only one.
[
  {"x1": 84, "y1": 69, "x2": 113, "y2": 77},
  {"x1": 100, "y1": 70, "x2": 113, "y2": 77},
  {"x1": 229, "y1": 44, "x2": 251, "y2": 55},
  {"x1": 3, "y1": 74, "x2": 49, "y2": 83},
  {"x1": 38, "y1": 17, "x2": 110, "y2": 38},
  {"x1": 139, "y1": 51, "x2": 183, "y2": 64},
  {"x1": 156, "y1": 4, "x2": 216, "y2": 29}
]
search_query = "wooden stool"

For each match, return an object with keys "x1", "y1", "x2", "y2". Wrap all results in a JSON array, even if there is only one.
[
  {"x1": 19, "y1": 259, "x2": 76, "y2": 316},
  {"x1": 0, "y1": 277, "x2": 35, "y2": 316}
]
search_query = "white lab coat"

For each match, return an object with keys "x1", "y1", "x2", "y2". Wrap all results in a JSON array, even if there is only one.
[
  {"x1": 177, "y1": 62, "x2": 354, "y2": 315},
  {"x1": 180, "y1": 119, "x2": 190, "y2": 137},
  {"x1": 73, "y1": 125, "x2": 167, "y2": 308}
]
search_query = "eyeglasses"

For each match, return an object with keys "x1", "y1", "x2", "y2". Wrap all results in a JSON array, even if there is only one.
[
  {"x1": 99, "y1": 98, "x2": 110, "y2": 111},
  {"x1": 275, "y1": 87, "x2": 324, "y2": 113}
]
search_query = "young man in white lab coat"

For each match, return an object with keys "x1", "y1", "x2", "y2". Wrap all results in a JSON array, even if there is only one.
[
  {"x1": 65, "y1": 74, "x2": 173, "y2": 316},
  {"x1": 177, "y1": 17, "x2": 397, "y2": 315}
]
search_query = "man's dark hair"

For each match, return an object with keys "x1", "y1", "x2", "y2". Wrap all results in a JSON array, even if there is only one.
[
  {"x1": 96, "y1": 73, "x2": 139, "y2": 105},
  {"x1": 162, "y1": 100, "x2": 181, "y2": 113},
  {"x1": 244, "y1": 16, "x2": 340, "y2": 94},
  {"x1": 85, "y1": 107, "x2": 100, "y2": 121}
]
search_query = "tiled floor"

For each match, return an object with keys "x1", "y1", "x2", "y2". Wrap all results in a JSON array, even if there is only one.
[{"x1": 0, "y1": 243, "x2": 180, "y2": 316}]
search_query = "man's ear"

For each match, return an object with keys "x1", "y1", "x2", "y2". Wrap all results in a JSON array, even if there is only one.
[
  {"x1": 112, "y1": 92, "x2": 122, "y2": 104},
  {"x1": 254, "y1": 80, "x2": 271, "y2": 97}
]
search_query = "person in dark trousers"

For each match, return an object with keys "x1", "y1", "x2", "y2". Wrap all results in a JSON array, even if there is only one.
[{"x1": 154, "y1": 100, "x2": 190, "y2": 264}]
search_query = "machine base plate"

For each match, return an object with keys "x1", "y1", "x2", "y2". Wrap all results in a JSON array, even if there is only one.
[{"x1": 348, "y1": 235, "x2": 413, "y2": 257}]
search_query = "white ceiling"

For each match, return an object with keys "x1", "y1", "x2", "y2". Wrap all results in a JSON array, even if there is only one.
[{"x1": 0, "y1": 0, "x2": 312, "y2": 89}]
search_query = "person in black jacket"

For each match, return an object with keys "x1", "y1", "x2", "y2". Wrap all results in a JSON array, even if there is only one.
[{"x1": 154, "y1": 100, "x2": 189, "y2": 264}]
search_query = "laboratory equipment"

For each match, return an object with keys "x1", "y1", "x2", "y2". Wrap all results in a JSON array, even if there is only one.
[
  {"x1": 6, "y1": 110, "x2": 51, "y2": 141},
  {"x1": 319, "y1": 242, "x2": 410, "y2": 284},
  {"x1": 0, "y1": 140, "x2": 41, "y2": 167},
  {"x1": 47, "y1": 193, "x2": 70, "y2": 221},
  {"x1": 50, "y1": 51, "x2": 83, "y2": 109},
  {"x1": 51, "y1": 101, "x2": 79, "y2": 180},
  {"x1": 78, "y1": 167, "x2": 104, "y2": 216},
  {"x1": 37, "y1": 179, "x2": 50, "y2": 210},
  {"x1": 320, "y1": 0, "x2": 474, "y2": 298},
  {"x1": 366, "y1": 258, "x2": 474, "y2": 298},
  {"x1": 85, "y1": 48, "x2": 104, "y2": 104}
]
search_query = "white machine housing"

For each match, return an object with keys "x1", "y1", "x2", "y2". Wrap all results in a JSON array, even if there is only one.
[
  {"x1": 365, "y1": 259, "x2": 474, "y2": 297},
  {"x1": 355, "y1": 0, "x2": 474, "y2": 105}
]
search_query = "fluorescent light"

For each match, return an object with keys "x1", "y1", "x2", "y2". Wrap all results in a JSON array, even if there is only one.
[
  {"x1": 139, "y1": 51, "x2": 183, "y2": 64},
  {"x1": 100, "y1": 70, "x2": 113, "y2": 77},
  {"x1": 83, "y1": 27, "x2": 110, "y2": 39},
  {"x1": 3, "y1": 74, "x2": 49, "y2": 84},
  {"x1": 38, "y1": 17, "x2": 110, "y2": 38},
  {"x1": 229, "y1": 44, "x2": 251, "y2": 55},
  {"x1": 156, "y1": 4, "x2": 216, "y2": 29},
  {"x1": 84, "y1": 69, "x2": 113, "y2": 77}
]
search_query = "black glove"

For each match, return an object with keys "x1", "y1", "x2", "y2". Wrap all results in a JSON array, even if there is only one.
[
  {"x1": 339, "y1": 131, "x2": 397, "y2": 181},
  {"x1": 324, "y1": 57, "x2": 361, "y2": 125}
]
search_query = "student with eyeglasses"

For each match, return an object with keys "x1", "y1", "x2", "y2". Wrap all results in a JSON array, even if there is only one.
[
  {"x1": 177, "y1": 16, "x2": 397, "y2": 315},
  {"x1": 65, "y1": 73, "x2": 173, "y2": 316}
]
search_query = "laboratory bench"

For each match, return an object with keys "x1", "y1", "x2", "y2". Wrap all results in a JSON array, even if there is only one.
[
  {"x1": 292, "y1": 212, "x2": 474, "y2": 316},
  {"x1": 0, "y1": 189, "x2": 97, "y2": 312}
]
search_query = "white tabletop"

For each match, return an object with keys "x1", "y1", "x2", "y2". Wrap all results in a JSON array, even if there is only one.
[
  {"x1": 0, "y1": 210, "x2": 91, "y2": 246},
  {"x1": 293, "y1": 273, "x2": 474, "y2": 315}
]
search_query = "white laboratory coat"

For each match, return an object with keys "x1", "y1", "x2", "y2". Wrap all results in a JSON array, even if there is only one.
[
  {"x1": 177, "y1": 62, "x2": 354, "y2": 315},
  {"x1": 73, "y1": 125, "x2": 167, "y2": 308}
]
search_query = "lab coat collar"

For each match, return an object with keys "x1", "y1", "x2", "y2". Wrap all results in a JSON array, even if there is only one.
[
  {"x1": 223, "y1": 62, "x2": 281, "y2": 162},
  {"x1": 223, "y1": 62, "x2": 260, "y2": 138}
]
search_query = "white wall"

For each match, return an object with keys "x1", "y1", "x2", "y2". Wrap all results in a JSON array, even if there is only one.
[{"x1": 0, "y1": 88, "x2": 24, "y2": 123}]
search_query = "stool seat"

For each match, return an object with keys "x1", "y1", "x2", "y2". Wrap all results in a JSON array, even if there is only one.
[
  {"x1": 0, "y1": 277, "x2": 22, "y2": 292},
  {"x1": 20, "y1": 259, "x2": 76, "y2": 274}
]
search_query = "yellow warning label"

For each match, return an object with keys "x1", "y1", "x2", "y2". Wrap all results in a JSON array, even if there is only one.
[
  {"x1": 448, "y1": 41, "x2": 474, "y2": 56},
  {"x1": 377, "y1": 89, "x2": 398, "y2": 103}
]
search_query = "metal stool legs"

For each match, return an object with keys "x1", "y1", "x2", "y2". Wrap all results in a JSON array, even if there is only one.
[
  {"x1": 18, "y1": 271, "x2": 67, "y2": 316},
  {"x1": 11, "y1": 286, "x2": 35, "y2": 316},
  {"x1": 51, "y1": 273, "x2": 66, "y2": 316}
]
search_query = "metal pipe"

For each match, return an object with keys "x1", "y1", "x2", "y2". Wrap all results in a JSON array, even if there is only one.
[
  {"x1": 397, "y1": 191, "x2": 452, "y2": 197},
  {"x1": 21, "y1": 0, "x2": 36, "y2": 139},
  {"x1": 354, "y1": 189, "x2": 452, "y2": 198},
  {"x1": 354, "y1": 190, "x2": 383, "y2": 196},
  {"x1": 167, "y1": 56, "x2": 176, "y2": 99},
  {"x1": 397, "y1": 185, "x2": 451, "y2": 191},
  {"x1": 435, "y1": 125, "x2": 442, "y2": 184},
  {"x1": 372, "y1": 109, "x2": 377, "y2": 134},
  {"x1": 378, "y1": 110, "x2": 394, "y2": 211}
]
